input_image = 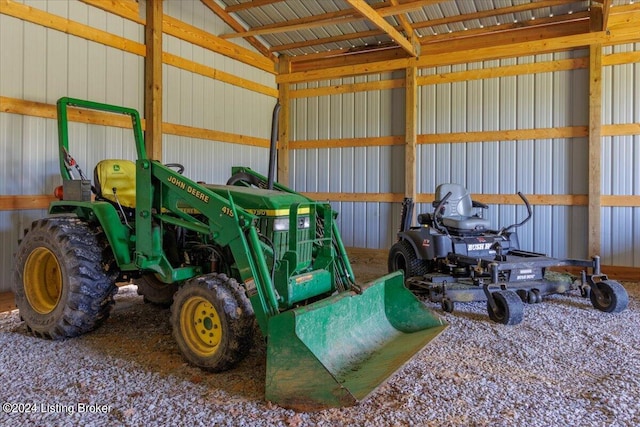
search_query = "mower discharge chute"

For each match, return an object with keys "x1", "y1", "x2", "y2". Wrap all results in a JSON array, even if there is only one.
[
  {"x1": 12, "y1": 97, "x2": 446, "y2": 411},
  {"x1": 389, "y1": 183, "x2": 629, "y2": 325}
]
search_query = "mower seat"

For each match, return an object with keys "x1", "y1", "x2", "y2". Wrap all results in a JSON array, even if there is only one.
[
  {"x1": 434, "y1": 183, "x2": 490, "y2": 234},
  {"x1": 94, "y1": 159, "x2": 137, "y2": 208}
]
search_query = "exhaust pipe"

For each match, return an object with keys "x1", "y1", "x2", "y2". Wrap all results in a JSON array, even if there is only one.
[{"x1": 267, "y1": 102, "x2": 281, "y2": 190}]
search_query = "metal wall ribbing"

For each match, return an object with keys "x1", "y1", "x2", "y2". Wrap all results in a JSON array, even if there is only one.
[
  {"x1": 290, "y1": 73, "x2": 405, "y2": 249},
  {"x1": 290, "y1": 46, "x2": 639, "y2": 268},
  {"x1": 417, "y1": 50, "x2": 589, "y2": 259},
  {"x1": 602, "y1": 43, "x2": 640, "y2": 267},
  {"x1": 0, "y1": 0, "x2": 276, "y2": 292},
  {"x1": 162, "y1": 0, "x2": 276, "y2": 185}
]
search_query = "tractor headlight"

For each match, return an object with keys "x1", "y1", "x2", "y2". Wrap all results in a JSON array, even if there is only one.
[
  {"x1": 273, "y1": 216, "x2": 310, "y2": 231},
  {"x1": 299, "y1": 216, "x2": 310, "y2": 229},
  {"x1": 274, "y1": 218, "x2": 289, "y2": 231}
]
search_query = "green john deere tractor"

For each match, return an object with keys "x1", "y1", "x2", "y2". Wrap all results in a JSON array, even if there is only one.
[{"x1": 12, "y1": 97, "x2": 447, "y2": 411}]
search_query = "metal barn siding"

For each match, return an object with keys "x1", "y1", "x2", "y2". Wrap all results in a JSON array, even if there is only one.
[
  {"x1": 416, "y1": 52, "x2": 592, "y2": 259},
  {"x1": 602, "y1": 43, "x2": 640, "y2": 267},
  {"x1": 0, "y1": 1, "x2": 145, "y2": 292},
  {"x1": 162, "y1": 0, "x2": 276, "y2": 184},
  {"x1": 289, "y1": 75, "x2": 404, "y2": 249},
  {"x1": 0, "y1": 0, "x2": 276, "y2": 292}
]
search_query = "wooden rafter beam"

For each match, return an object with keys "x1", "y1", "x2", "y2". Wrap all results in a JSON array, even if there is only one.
[
  {"x1": 389, "y1": 0, "x2": 418, "y2": 44},
  {"x1": 220, "y1": 0, "x2": 443, "y2": 40},
  {"x1": 261, "y1": 0, "x2": 577, "y2": 54},
  {"x1": 226, "y1": 0, "x2": 286, "y2": 13},
  {"x1": 344, "y1": 0, "x2": 419, "y2": 57},
  {"x1": 412, "y1": 0, "x2": 578, "y2": 31},
  {"x1": 200, "y1": 0, "x2": 275, "y2": 59},
  {"x1": 276, "y1": 7, "x2": 589, "y2": 56},
  {"x1": 590, "y1": 0, "x2": 612, "y2": 32}
]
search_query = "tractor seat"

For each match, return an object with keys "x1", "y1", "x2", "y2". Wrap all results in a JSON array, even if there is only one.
[
  {"x1": 94, "y1": 159, "x2": 137, "y2": 209},
  {"x1": 434, "y1": 183, "x2": 491, "y2": 234}
]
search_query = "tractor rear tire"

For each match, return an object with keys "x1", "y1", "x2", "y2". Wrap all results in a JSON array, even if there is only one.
[
  {"x1": 171, "y1": 273, "x2": 255, "y2": 372},
  {"x1": 12, "y1": 216, "x2": 118, "y2": 339},
  {"x1": 487, "y1": 290, "x2": 524, "y2": 325},
  {"x1": 589, "y1": 280, "x2": 628, "y2": 313},
  {"x1": 135, "y1": 274, "x2": 179, "y2": 307},
  {"x1": 388, "y1": 239, "x2": 430, "y2": 280}
]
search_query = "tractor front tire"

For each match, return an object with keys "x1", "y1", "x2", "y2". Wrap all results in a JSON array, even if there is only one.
[
  {"x1": 388, "y1": 239, "x2": 430, "y2": 279},
  {"x1": 171, "y1": 273, "x2": 255, "y2": 372},
  {"x1": 12, "y1": 217, "x2": 118, "y2": 339}
]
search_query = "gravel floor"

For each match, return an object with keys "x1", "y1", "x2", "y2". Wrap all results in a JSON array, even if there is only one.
[{"x1": 0, "y1": 264, "x2": 639, "y2": 427}]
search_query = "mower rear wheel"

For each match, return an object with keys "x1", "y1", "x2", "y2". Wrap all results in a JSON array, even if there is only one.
[
  {"x1": 589, "y1": 280, "x2": 628, "y2": 313},
  {"x1": 487, "y1": 290, "x2": 524, "y2": 325},
  {"x1": 171, "y1": 273, "x2": 255, "y2": 372},
  {"x1": 12, "y1": 217, "x2": 118, "y2": 339},
  {"x1": 441, "y1": 298, "x2": 454, "y2": 313},
  {"x1": 388, "y1": 240, "x2": 430, "y2": 280}
]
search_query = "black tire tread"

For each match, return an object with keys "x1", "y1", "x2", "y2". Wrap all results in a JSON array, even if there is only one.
[
  {"x1": 590, "y1": 280, "x2": 628, "y2": 313},
  {"x1": 171, "y1": 273, "x2": 255, "y2": 372},
  {"x1": 388, "y1": 239, "x2": 430, "y2": 279},
  {"x1": 487, "y1": 290, "x2": 524, "y2": 325},
  {"x1": 13, "y1": 216, "x2": 118, "y2": 339}
]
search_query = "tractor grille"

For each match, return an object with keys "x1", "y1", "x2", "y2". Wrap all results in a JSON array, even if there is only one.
[
  {"x1": 258, "y1": 219, "x2": 314, "y2": 268},
  {"x1": 273, "y1": 229, "x2": 313, "y2": 264}
]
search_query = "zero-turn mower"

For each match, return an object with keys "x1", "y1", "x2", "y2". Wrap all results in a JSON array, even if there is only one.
[{"x1": 388, "y1": 183, "x2": 629, "y2": 325}]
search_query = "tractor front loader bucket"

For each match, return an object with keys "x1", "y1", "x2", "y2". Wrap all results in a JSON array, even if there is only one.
[{"x1": 265, "y1": 271, "x2": 447, "y2": 411}]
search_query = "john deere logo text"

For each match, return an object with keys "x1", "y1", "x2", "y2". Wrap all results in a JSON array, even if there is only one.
[{"x1": 167, "y1": 175, "x2": 210, "y2": 204}]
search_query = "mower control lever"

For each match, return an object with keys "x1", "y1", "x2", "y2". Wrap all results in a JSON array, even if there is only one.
[
  {"x1": 432, "y1": 191, "x2": 452, "y2": 234},
  {"x1": 499, "y1": 191, "x2": 533, "y2": 235}
]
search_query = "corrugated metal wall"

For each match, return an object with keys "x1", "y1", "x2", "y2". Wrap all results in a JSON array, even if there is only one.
[
  {"x1": 417, "y1": 50, "x2": 589, "y2": 259},
  {"x1": 290, "y1": 73, "x2": 406, "y2": 248},
  {"x1": 0, "y1": 0, "x2": 276, "y2": 292},
  {"x1": 602, "y1": 43, "x2": 640, "y2": 267},
  {"x1": 0, "y1": 0, "x2": 145, "y2": 293},
  {"x1": 162, "y1": 0, "x2": 275, "y2": 184},
  {"x1": 290, "y1": 46, "x2": 639, "y2": 268}
]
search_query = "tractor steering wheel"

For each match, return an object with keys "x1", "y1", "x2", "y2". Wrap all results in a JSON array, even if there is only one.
[{"x1": 164, "y1": 163, "x2": 185, "y2": 174}]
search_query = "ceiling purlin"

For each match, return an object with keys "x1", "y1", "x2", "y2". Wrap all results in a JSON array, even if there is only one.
[
  {"x1": 225, "y1": 0, "x2": 287, "y2": 13},
  {"x1": 219, "y1": 0, "x2": 445, "y2": 40},
  {"x1": 344, "y1": 0, "x2": 419, "y2": 56},
  {"x1": 220, "y1": 10, "x2": 363, "y2": 40},
  {"x1": 266, "y1": 0, "x2": 589, "y2": 56},
  {"x1": 200, "y1": 0, "x2": 275, "y2": 59},
  {"x1": 411, "y1": 0, "x2": 579, "y2": 31}
]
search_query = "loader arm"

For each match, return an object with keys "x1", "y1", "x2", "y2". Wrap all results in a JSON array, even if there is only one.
[
  {"x1": 137, "y1": 160, "x2": 280, "y2": 318},
  {"x1": 49, "y1": 96, "x2": 447, "y2": 411}
]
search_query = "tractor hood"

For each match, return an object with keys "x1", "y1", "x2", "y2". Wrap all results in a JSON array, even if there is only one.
[{"x1": 205, "y1": 184, "x2": 311, "y2": 216}]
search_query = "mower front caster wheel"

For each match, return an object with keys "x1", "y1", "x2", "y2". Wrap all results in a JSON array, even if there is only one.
[
  {"x1": 441, "y1": 298, "x2": 454, "y2": 313},
  {"x1": 487, "y1": 290, "x2": 524, "y2": 325},
  {"x1": 589, "y1": 280, "x2": 628, "y2": 313}
]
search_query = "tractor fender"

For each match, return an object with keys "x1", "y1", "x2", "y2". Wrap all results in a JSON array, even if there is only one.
[
  {"x1": 49, "y1": 200, "x2": 133, "y2": 267},
  {"x1": 397, "y1": 228, "x2": 435, "y2": 260}
]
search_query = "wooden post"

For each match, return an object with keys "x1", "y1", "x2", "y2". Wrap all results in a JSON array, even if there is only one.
[
  {"x1": 405, "y1": 63, "x2": 418, "y2": 210},
  {"x1": 145, "y1": 0, "x2": 163, "y2": 160},
  {"x1": 277, "y1": 55, "x2": 291, "y2": 186},
  {"x1": 588, "y1": 43, "x2": 603, "y2": 257}
]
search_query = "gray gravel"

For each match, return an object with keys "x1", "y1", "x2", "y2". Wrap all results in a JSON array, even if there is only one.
[{"x1": 1, "y1": 276, "x2": 639, "y2": 427}]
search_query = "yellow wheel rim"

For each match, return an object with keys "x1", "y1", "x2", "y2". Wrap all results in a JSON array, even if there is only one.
[
  {"x1": 23, "y1": 247, "x2": 63, "y2": 314},
  {"x1": 180, "y1": 296, "x2": 222, "y2": 357}
]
